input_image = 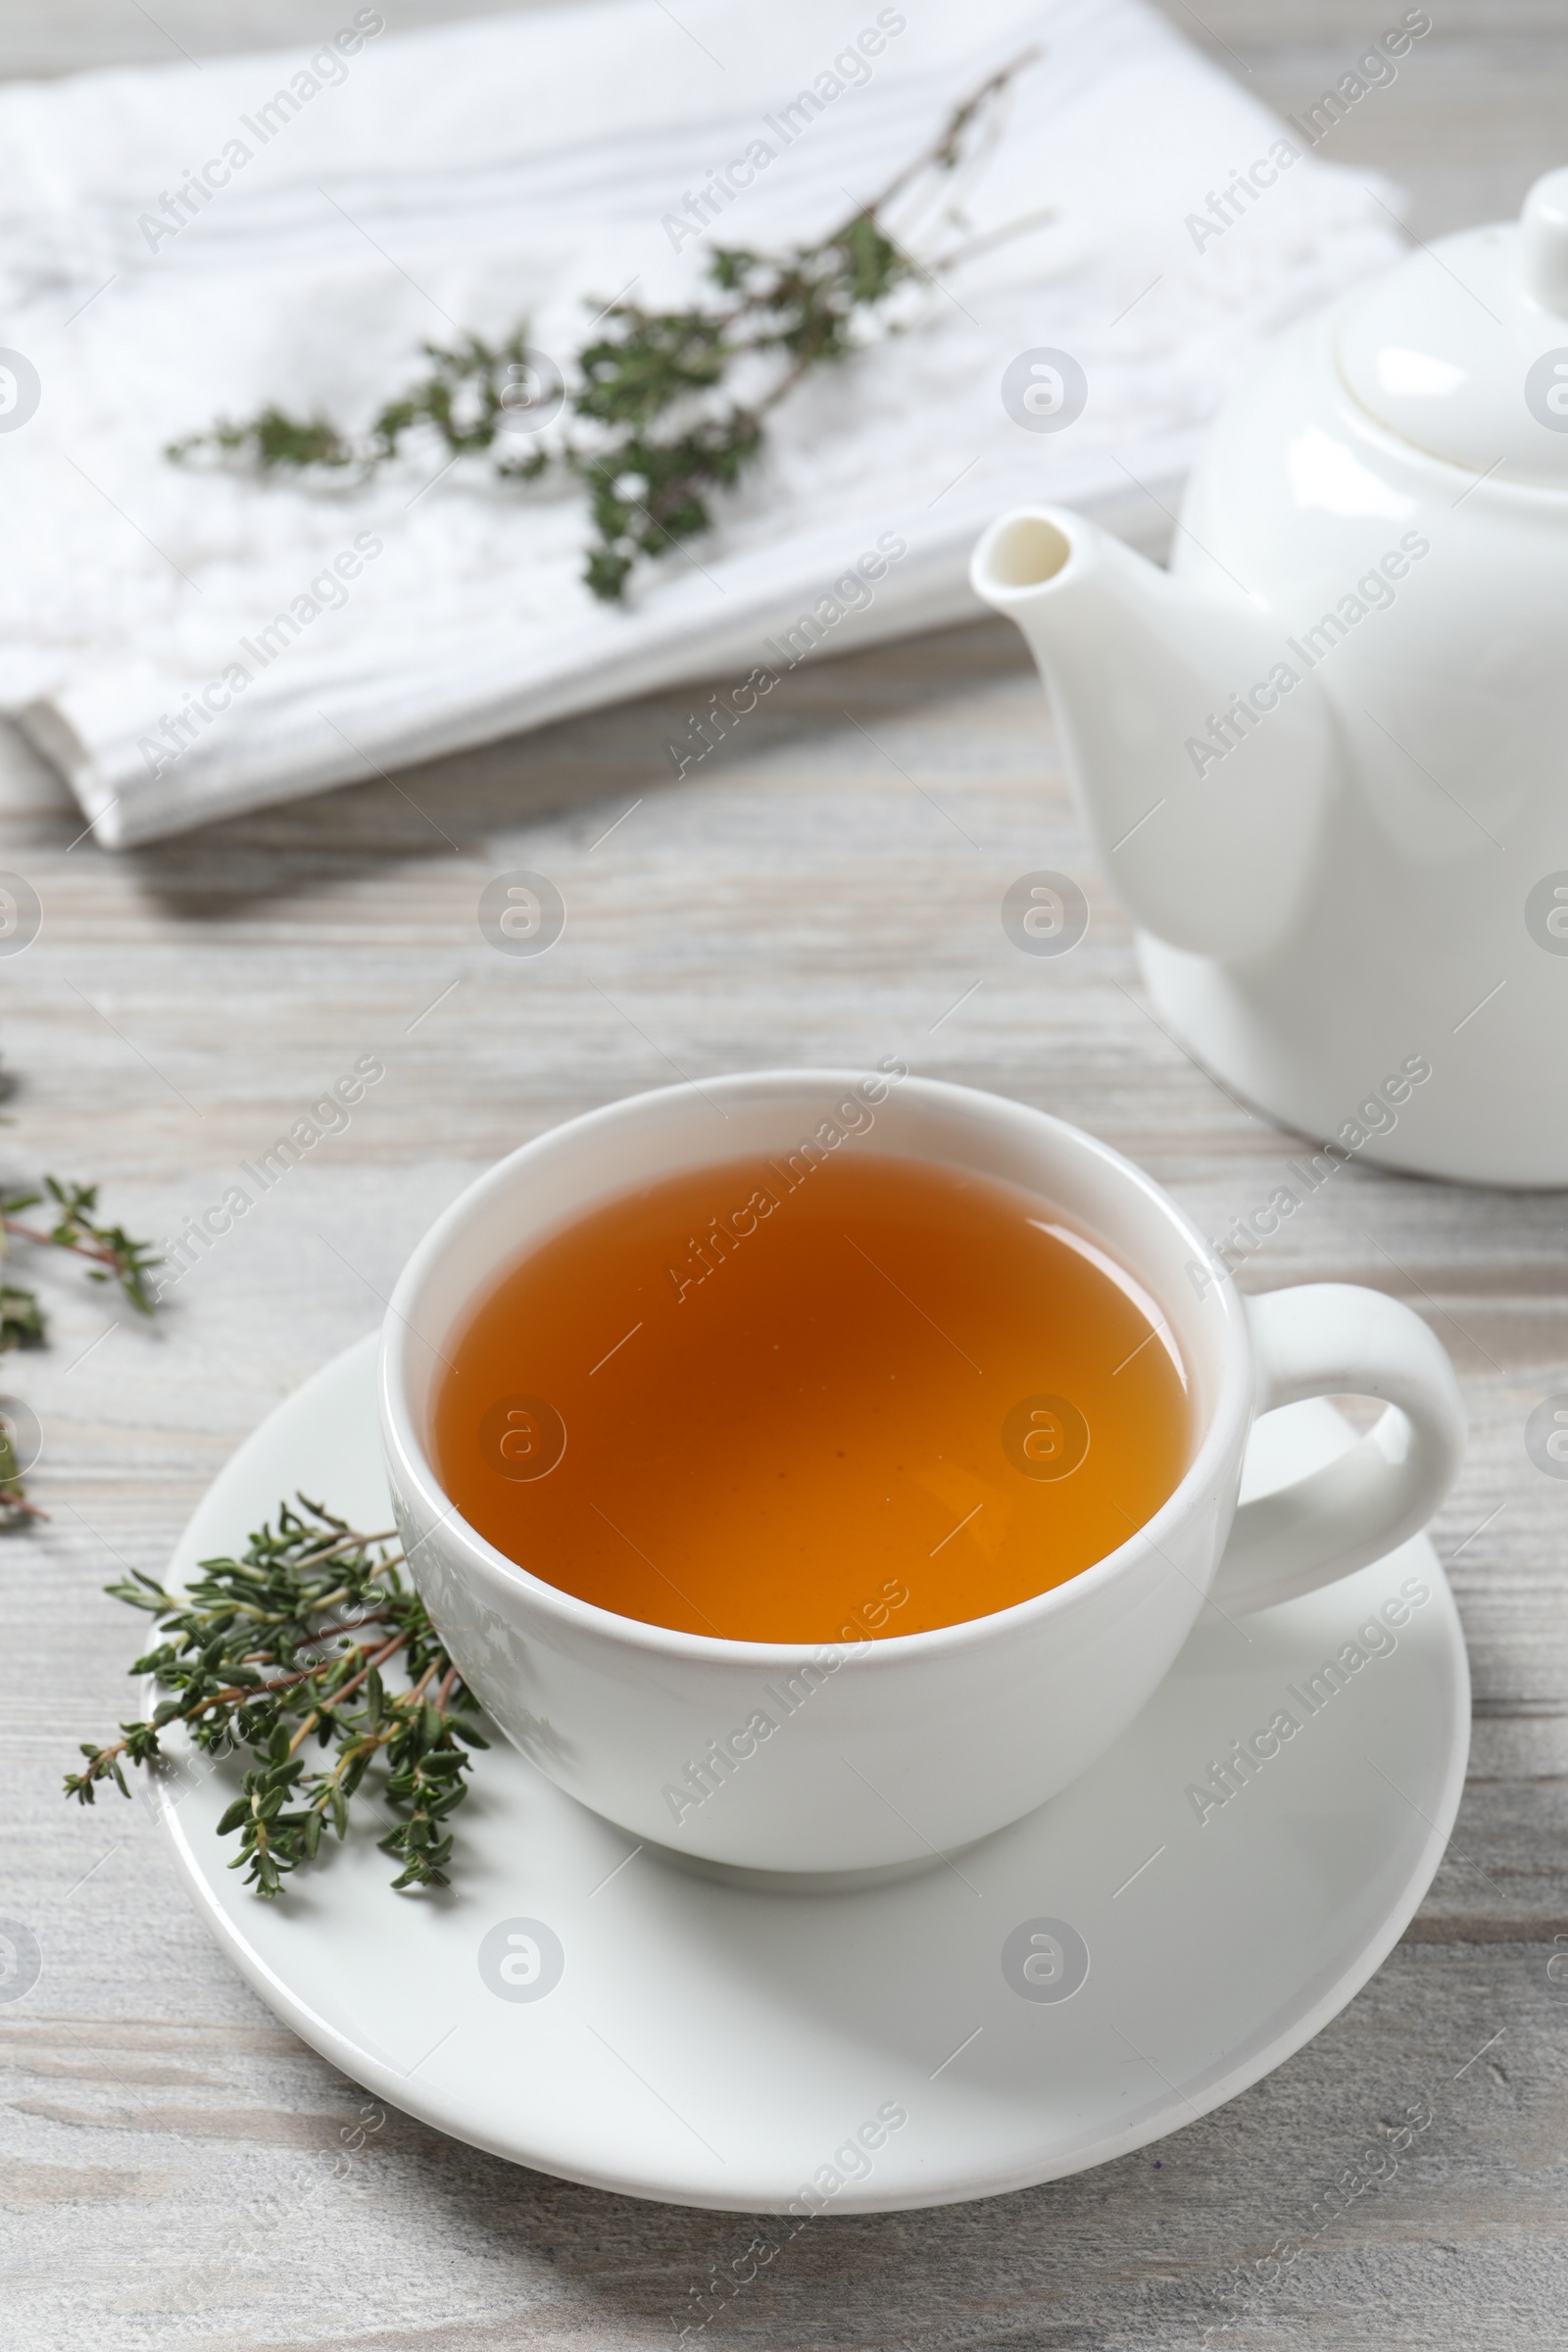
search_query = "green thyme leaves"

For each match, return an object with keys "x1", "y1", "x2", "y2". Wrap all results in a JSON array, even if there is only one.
[
  {"x1": 66, "y1": 1496, "x2": 485, "y2": 1897},
  {"x1": 168, "y1": 55, "x2": 1037, "y2": 602}
]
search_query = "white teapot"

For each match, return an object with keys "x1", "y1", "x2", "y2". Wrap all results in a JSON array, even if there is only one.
[{"x1": 973, "y1": 169, "x2": 1568, "y2": 1186}]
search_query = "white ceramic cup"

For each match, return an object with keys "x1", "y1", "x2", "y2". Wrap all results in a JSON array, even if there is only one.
[{"x1": 379, "y1": 1069, "x2": 1465, "y2": 1882}]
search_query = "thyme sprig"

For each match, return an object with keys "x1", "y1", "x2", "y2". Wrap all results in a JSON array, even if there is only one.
[
  {"x1": 65, "y1": 1496, "x2": 485, "y2": 1896},
  {"x1": 1, "y1": 1172, "x2": 163, "y2": 1522},
  {"x1": 168, "y1": 53, "x2": 1040, "y2": 602},
  {"x1": 4, "y1": 1176, "x2": 162, "y2": 1315}
]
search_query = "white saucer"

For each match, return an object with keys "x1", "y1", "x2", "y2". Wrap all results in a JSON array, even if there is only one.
[{"x1": 156, "y1": 1337, "x2": 1469, "y2": 2214}]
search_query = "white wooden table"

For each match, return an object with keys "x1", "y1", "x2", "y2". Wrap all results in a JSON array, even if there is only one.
[{"x1": 3, "y1": 5, "x2": 1566, "y2": 2346}]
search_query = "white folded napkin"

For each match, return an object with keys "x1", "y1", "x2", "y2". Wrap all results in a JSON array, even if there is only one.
[{"x1": 0, "y1": 0, "x2": 1401, "y2": 846}]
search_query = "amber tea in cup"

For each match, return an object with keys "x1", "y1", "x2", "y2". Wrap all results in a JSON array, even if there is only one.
[{"x1": 431, "y1": 1149, "x2": 1190, "y2": 1643}]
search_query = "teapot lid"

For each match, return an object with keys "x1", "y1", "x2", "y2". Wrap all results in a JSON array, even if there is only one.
[{"x1": 1337, "y1": 169, "x2": 1568, "y2": 489}]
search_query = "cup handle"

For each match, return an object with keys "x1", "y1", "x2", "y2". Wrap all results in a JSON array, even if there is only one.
[{"x1": 1209, "y1": 1284, "x2": 1466, "y2": 1616}]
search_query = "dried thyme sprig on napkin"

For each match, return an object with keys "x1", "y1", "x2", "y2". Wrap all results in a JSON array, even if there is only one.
[
  {"x1": 168, "y1": 52, "x2": 1040, "y2": 602},
  {"x1": 65, "y1": 1496, "x2": 485, "y2": 1896}
]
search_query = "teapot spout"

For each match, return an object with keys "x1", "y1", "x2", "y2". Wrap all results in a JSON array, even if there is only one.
[{"x1": 971, "y1": 508, "x2": 1334, "y2": 961}]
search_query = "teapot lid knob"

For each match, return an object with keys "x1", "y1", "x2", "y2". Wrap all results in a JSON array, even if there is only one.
[{"x1": 1523, "y1": 169, "x2": 1568, "y2": 317}]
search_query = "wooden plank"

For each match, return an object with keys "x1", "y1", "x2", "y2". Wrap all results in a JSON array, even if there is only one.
[{"x1": 2, "y1": 4, "x2": 1567, "y2": 2346}]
